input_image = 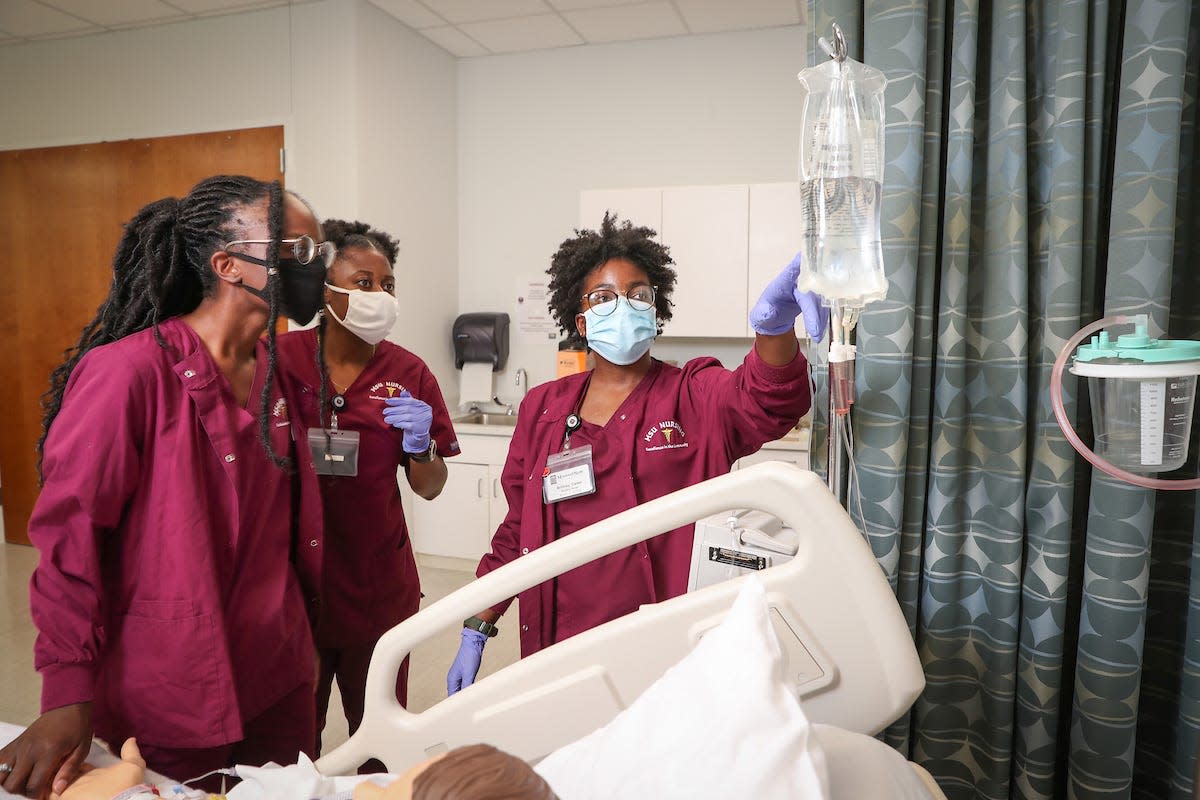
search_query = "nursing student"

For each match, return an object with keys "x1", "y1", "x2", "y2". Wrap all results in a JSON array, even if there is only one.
[
  {"x1": 447, "y1": 213, "x2": 826, "y2": 692},
  {"x1": 0, "y1": 176, "x2": 331, "y2": 798},
  {"x1": 275, "y1": 220, "x2": 458, "y2": 754}
]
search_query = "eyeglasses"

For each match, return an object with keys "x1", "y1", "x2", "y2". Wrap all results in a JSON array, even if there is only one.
[
  {"x1": 223, "y1": 235, "x2": 337, "y2": 269},
  {"x1": 582, "y1": 286, "x2": 656, "y2": 317}
]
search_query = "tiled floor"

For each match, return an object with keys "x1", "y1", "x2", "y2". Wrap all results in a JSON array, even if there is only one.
[{"x1": 0, "y1": 542, "x2": 518, "y2": 755}]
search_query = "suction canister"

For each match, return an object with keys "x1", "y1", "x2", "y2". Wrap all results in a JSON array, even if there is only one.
[{"x1": 1069, "y1": 322, "x2": 1200, "y2": 474}]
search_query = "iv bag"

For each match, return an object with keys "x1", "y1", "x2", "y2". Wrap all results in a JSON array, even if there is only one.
[{"x1": 796, "y1": 31, "x2": 888, "y2": 308}]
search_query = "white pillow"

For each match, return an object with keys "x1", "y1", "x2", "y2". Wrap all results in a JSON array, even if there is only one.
[
  {"x1": 810, "y1": 725, "x2": 936, "y2": 800},
  {"x1": 535, "y1": 578, "x2": 831, "y2": 800}
]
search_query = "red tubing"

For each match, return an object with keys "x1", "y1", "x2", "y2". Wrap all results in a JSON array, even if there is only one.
[{"x1": 1050, "y1": 315, "x2": 1200, "y2": 490}]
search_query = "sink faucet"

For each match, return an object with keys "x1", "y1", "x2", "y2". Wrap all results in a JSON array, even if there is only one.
[{"x1": 515, "y1": 368, "x2": 528, "y2": 401}]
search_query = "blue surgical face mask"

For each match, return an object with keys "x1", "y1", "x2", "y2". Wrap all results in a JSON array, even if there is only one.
[{"x1": 583, "y1": 300, "x2": 657, "y2": 365}]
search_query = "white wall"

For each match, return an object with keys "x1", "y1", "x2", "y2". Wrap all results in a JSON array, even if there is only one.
[
  {"x1": 2, "y1": 15, "x2": 807, "y2": 401},
  {"x1": 353, "y1": 2, "x2": 459, "y2": 389},
  {"x1": 457, "y1": 25, "x2": 809, "y2": 398},
  {"x1": 0, "y1": 2, "x2": 357, "y2": 217},
  {"x1": 0, "y1": 0, "x2": 460, "y2": 388}
]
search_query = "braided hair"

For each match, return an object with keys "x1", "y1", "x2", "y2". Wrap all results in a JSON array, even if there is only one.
[
  {"x1": 313, "y1": 219, "x2": 400, "y2": 431},
  {"x1": 545, "y1": 211, "x2": 677, "y2": 341},
  {"x1": 257, "y1": 181, "x2": 289, "y2": 468},
  {"x1": 37, "y1": 175, "x2": 287, "y2": 476}
]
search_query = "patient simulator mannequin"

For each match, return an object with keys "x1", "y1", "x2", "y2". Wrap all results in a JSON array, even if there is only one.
[{"x1": 56, "y1": 740, "x2": 557, "y2": 800}]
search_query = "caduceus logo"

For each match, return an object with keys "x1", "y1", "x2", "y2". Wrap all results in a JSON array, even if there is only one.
[
  {"x1": 643, "y1": 420, "x2": 688, "y2": 451},
  {"x1": 369, "y1": 381, "x2": 407, "y2": 401}
]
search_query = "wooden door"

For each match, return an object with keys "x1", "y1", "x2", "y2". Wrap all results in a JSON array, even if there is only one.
[{"x1": 0, "y1": 127, "x2": 284, "y2": 545}]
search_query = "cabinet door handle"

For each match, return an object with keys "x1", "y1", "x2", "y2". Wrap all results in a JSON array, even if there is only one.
[
  {"x1": 477, "y1": 478, "x2": 484, "y2": 498},
  {"x1": 492, "y1": 478, "x2": 500, "y2": 498}
]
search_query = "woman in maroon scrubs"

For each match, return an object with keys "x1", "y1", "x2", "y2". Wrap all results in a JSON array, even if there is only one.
[
  {"x1": 446, "y1": 213, "x2": 826, "y2": 694},
  {"x1": 276, "y1": 220, "x2": 458, "y2": 756},
  {"x1": 0, "y1": 177, "x2": 332, "y2": 796}
]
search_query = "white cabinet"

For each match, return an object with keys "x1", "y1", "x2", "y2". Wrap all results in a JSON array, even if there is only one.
[
  {"x1": 747, "y1": 182, "x2": 804, "y2": 337},
  {"x1": 733, "y1": 427, "x2": 811, "y2": 471},
  {"x1": 579, "y1": 182, "x2": 812, "y2": 341},
  {"x1": 405, "y1": 432, "x2": 513, "y2": 564},
  {"x1": 660, "y1": 185, "x2": 749, "y2": 338}
]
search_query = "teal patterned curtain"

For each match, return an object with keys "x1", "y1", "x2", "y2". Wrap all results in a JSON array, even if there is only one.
[{"x1": 805, "y1": 1, "x2": 1200, "y2": 798}]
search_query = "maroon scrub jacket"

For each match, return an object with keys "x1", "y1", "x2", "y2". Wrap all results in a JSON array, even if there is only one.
[
  {"x1": 477, "y1": 348, "x2": 811, "y2": 656},
  {"x1": 28, "y1": 318, "x2": 325, "y2": 749},
  {"x1": 276, "y1": 329, "x2": 459, "y2": 648}
]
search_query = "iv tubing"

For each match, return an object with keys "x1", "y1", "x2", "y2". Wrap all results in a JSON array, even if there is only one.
[{"x1": 1050, "y1": 315, "x2": 1200, "y2": 490}]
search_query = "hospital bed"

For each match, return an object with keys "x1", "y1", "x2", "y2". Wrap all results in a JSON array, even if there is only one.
[{"x1": 318, "y1": 462, "x2": 946, "y2": 799}]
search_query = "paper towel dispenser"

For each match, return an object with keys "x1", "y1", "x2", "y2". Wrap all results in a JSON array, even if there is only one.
[{"x1": 453, "y1": 313, "x2": 510, "y2": 371}]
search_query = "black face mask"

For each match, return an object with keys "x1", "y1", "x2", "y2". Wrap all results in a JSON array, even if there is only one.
[{"x1": 236, "y1": 255, "x2": 327, "y2": 324}]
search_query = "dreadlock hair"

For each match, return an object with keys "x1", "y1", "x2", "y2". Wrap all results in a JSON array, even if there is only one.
[
  {"x1": 37, "y1": 175, "x2": 282, "y2": 478},
  {"x1": 313, "y1": 219, "x2": 400, "y2": 432},
  {"x1": 257, "y1": 181, "x2": 290, "y2": 469},
  {"x1": 545, "y1": 211, "x2": 677, "y2": 343}
]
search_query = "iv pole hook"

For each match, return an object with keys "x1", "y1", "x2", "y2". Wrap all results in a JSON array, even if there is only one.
[{"x1": 818, "y1": 22, "x2": 848, "y2": 64}]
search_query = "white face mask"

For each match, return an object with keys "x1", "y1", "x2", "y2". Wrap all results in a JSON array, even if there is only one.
[{"x1": 325, "y1": 284, "x2": 398, "y2": 345}]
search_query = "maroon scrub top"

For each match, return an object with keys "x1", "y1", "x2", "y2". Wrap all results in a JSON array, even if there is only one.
[
  {"x1": 276, "y1": 329, "x2": 459, "y2": 647},
  {"x1": 477, "y1": 347, "x2": 811, "y2": 656},
  {"x1": 28, "y1": 318, "x2": 324, "y2": 749}
]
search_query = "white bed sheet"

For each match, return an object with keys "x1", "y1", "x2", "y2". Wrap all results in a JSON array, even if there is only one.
[{"x1": 0, "y1": 723, "x2": 173, "y2": 800}]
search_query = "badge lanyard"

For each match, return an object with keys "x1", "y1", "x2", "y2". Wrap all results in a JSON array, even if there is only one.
[{"x1": 542, "y1": 379, "x2": 597, "y2": 504}]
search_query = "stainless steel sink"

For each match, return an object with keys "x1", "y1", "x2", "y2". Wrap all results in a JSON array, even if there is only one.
[{"x1": 453, "y1": 412, "x2": 519, "y2": 427}]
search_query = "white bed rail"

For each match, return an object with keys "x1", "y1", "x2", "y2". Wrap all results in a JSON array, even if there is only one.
[{"x1": 318, "y1": 462, "x2": 923, "y2": 775}]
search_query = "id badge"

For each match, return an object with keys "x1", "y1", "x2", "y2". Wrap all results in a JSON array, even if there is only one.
[
  {"x1": 307, "y1": 428, "x2": 360, "y2": 477},
  {"x1": 542, "y1": 444, "x2": 597, "y2": 503}
]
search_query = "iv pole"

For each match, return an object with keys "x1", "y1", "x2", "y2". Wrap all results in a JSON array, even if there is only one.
[{"x1": 816, "y1": 24, "x2": 856, "y2": 502}]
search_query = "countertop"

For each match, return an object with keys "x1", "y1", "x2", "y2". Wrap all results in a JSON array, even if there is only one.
[{"x1": 452, "y1": 415, "x2": 811, "y2": 451}]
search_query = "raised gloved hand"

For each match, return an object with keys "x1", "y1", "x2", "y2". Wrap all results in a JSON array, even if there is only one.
[
  {"x1": 382, "y1": 390, "x2": 433, "y2": 454},
  {"x1": 447, "y1": 628, "x2": 488, "y2": 696},
  {"x1": 748, "y1": 253, "x2": 829, "y2": 340}
]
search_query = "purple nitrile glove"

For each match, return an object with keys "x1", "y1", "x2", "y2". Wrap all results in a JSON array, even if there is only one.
[
  {"x1": 748, "y1": 252, "x2": 830, "y2": 340},
  {"x1": 382, "y1": 390, "x2": 433, "y2": 454},
  {"x1": 447, "y1": 628, "x2": 488, "y2": 696}
]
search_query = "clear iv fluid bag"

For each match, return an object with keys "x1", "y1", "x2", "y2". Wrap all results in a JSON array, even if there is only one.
[{"x1": 797, "y1": 53, "x2": 888, "y2": 308}]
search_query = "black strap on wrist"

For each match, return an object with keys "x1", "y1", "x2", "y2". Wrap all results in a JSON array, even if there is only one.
[{"x1": 465, "y1": 615, "x2": 499, "y2": 637}]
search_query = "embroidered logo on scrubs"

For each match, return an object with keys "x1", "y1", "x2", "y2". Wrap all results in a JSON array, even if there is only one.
[
  {"x1": 272, "y1": 397, "x2": 290, "y2": 428},
  {"x1": 643, "y1": 420, "x2": 689, "y2": 452},
  {"x1": 368, "y1": 380, "x2": 407, "y2": 401}
]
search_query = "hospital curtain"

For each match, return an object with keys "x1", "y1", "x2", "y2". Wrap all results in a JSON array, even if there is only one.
[{"x1": 805, "y1": 1, "x2": 1200, "y2": 798}]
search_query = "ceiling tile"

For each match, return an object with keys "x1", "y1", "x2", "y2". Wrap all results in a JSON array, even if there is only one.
[
  {"x1": 673, "y1": 0, "x2": 800, "y2": 34},
  {"x1": 368, "y1": 0, "x2": 445, "y2": 29},
  {"x1": 189, "y1": 0, "x2": 287, "y2": 16},
  {"x1": 0, "y1": 0, "x2": 95, "y2": 37},
  {"x1": 26, "y1": 26, "x2": 107, "y2": 39},
  {"x1": 169, "y1": 0, "x2": 279, "y2": 13},
  {"x1": 420, "y1": 24, "x2": 488, "y2": 56},
  {"x1": 563, "y1": 1, "x2": 685, "y2": 43},
  {"x1": 546, "y1": 0, "x2": 647, "y2": 10},
  {"x1": 420, "y1": 0, "x2": 551, "y2": 25},
  {"x1": 459, "y1": 12, "x2": 581, "y2": 54},
  {"x1": 40, "y1": 0, "x2": 185, "y2": 27}
]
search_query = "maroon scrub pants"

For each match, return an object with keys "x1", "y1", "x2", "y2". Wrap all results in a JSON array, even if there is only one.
[
  {"x1": 135, "y1": 681, "x2": 316, "y2": 791},
  {"x1": 314, "y1": 641, "x2": 409, "y2": 769}
]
